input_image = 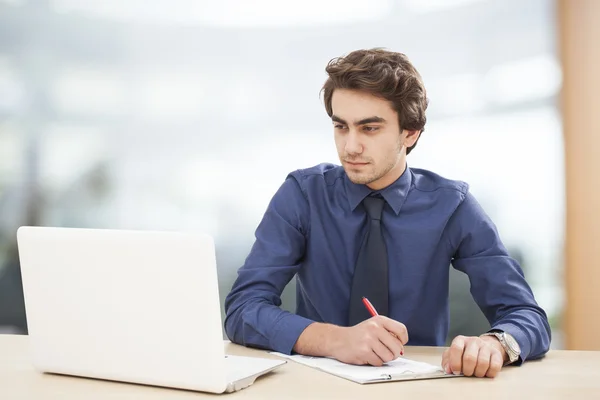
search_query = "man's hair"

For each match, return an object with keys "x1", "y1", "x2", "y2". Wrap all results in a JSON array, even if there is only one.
[{"x1": 321, "y1": 48, "x2": 429, "y2": 155}]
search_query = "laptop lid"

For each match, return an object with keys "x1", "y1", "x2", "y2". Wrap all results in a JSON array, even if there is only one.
[{"x1": 17, "y1": 226, "x2": 229, "y2": 393}]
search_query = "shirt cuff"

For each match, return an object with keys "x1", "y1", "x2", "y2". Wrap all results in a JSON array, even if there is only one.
[
  {"x1": 490, "y1": 323, "x2": 531, "y2": 365},
  {"x1": 269, "y1": 313, "x2": 315, "y2": 355}
]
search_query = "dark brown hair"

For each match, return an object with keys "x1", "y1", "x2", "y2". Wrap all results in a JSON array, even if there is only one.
[{"x1": 321, "y1": 48, "x2": 429, "y2": 154}]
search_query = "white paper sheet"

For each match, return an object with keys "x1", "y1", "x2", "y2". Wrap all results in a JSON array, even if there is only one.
[{"x1": 270, "y1": 352, "x2": 454, "y2": 384}]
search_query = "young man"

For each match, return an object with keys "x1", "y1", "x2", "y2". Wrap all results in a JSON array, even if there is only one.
[{"x1": 224, "y1": 48, "x2": 551, "y2": 378}]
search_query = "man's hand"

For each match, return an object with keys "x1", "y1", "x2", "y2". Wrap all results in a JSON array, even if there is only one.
[
  {"x1": 442, "y1": 335, "x2": 507, "y2": 378},
  {"x1": 293, "y1": 316, "x2": 408, "y2": 367},
  {"x1": 329, "y1": 316, "x2": 408, "y2": 366}
]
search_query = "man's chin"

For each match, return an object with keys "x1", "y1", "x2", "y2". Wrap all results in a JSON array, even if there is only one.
[{"x1": 345, "y1": 171, "x2": 374, "y2": 185}]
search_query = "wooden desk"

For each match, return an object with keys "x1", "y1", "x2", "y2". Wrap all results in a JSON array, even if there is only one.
[{"x1": 2, "y1": 335, "x2": 599, "y2": 399}]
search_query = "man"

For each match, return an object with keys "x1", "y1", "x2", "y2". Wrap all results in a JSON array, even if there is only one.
[{"x1": 224, "y1": 48, "x2": 551, "y2": 378}]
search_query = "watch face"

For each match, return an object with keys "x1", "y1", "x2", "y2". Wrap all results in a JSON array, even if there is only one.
[{"x1": 504, "y1": 333, "x2": 521, "y2": 353}]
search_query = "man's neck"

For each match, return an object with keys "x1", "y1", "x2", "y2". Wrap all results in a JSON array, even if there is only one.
[{"x1": 367, "y1": 161, "x2": 407, "y2": 191}]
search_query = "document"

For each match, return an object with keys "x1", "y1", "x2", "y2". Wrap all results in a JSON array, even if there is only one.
[{"x1": 270, "y1": 352, "x2": 459, "y2": 384}]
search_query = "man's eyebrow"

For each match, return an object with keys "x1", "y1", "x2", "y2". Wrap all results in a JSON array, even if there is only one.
[
  {"x1": 331, "y1": 115, "x2": 387, "y2": 125},
  {"x1": 331, "y1": 115, "x2": 347, "y2": 124},
  {"x1": 356, "y1": 116, "x2": 386, "y2": 125}
]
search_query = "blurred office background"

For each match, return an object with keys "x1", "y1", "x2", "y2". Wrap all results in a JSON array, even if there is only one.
[{"x1": 0, "y1": 0, "x2": 585, "y2": 348}]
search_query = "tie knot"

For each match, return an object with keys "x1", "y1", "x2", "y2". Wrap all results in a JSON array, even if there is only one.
[{"x1": 363, "y1": 196, "x2": 385, "y2": 220}]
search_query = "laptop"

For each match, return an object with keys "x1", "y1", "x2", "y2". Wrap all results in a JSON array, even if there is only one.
[{"x1": 16, "y1": 226, "x2": 286, "y2": 393}]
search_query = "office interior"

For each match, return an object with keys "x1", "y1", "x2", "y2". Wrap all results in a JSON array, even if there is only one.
[{"x1": 0, "y1": 0, "x2": 598, "y2": 351}]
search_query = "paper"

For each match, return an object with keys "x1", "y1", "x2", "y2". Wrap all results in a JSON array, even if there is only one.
[{"x1": 270, "y1": 352, "x2": 451, "y2": 383}]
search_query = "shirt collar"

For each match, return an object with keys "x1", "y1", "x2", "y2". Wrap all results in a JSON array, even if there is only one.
[{"x1": 344, "y1": 164, "x2": 413, "y2": 215}]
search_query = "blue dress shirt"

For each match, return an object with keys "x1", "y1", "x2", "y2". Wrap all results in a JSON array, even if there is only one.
[{"x1": 224, "y1": 163, "x2": 551, "y2": 363}]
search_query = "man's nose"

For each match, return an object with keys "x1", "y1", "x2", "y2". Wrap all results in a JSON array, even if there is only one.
[{"x1": 345, "y1": 131, "x2": 363, "y2": 155}]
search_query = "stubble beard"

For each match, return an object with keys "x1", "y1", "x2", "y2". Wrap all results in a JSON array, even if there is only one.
[{"x1": 344, "y1": 138, "x2": 403, "y2": 186}]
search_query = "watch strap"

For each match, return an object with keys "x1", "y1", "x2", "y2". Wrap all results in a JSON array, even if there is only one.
[{"x1": 480, "y1": 331, "x2": 520, "y2": 364}]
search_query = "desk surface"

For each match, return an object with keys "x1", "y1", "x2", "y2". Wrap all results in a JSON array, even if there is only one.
[{"x1": 2, "y1": 335, "x2": 599, "y2": 399}]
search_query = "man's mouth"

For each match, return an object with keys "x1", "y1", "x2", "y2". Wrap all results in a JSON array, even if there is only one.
[{"x1": 345, "y1": 160, "x2": 369, "y2": 166}]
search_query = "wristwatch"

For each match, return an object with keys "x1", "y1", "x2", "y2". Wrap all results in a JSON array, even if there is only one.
[{"x1": 480, "y1": 331, "x2": 521, "y2": 364}]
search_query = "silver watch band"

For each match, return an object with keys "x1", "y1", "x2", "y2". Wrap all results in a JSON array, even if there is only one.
[{"x1": 480, "y1": 331, "x2": 520, "y2": 364}]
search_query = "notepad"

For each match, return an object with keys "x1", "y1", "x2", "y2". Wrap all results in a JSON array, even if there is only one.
[{"x1": 270, "y1": 352, "x2": 459, "y2": 384}]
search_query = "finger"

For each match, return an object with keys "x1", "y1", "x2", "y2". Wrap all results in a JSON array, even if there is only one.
[
  {"x1": 371, "y1": 338, "x2": 396, "y2": 364},
  {"x1": 380, "y1": 317, "x2": 409, "y2": 344},
  {"x1": 449, "y1": 336, "x2": 466, "y2": 375},
  {"x1": 365, "y1": 348, "x2": 385, "y2": 367},
  {"x1": 474, "y1": 345, "x2": 491, "y2": 378},
  {"x1": 377, "y1": 326, "x2": 404, "y2": 358},
  {"x1": 441, "y1": 349, "x2": 451, "y2": 374},
  {"x1": 462, "y1": 339, "x2": 481, "y2": 377},
  {"x1": 487, "y1": 351, "x2": 504, "y2": 378}
]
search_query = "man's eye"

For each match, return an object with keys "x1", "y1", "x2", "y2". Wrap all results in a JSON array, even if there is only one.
[
  {"x1": 363, "y1": 126, "x2": 379, "y2": 132},
  {"x1": 334, "y1": 124, "x2": 347, "y2": 130}
]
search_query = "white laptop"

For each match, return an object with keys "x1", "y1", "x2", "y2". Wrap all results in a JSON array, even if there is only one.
[{"x1": 16, "y1": 226, "x2": 286, "y2": 393}]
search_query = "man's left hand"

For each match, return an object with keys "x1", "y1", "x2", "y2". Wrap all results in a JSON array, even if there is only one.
[{"x1": 441, "y1": 335, "x2": 507, "y2": 378}]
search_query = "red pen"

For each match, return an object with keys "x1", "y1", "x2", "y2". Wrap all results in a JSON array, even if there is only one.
[
  {"x1": 361, "y1": 296, "x2": 403, "y2": 356},
  {"x1": 361, "y1": 296, "x2": 378, "y2": 317}
]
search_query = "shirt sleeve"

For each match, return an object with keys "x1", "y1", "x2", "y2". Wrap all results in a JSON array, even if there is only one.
[
  {"x1": 448, "y1": 191, "x2": 552, "y2": 364},
  {"x1": 223, "y1": 174, "x2": 314, "y2": 354}
]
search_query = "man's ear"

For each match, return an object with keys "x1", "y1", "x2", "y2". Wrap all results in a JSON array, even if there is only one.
[{"x1": 404, "y1": 130, "x2": 421, "y2": 147}]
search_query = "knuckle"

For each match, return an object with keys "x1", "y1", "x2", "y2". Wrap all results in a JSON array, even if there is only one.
[
  {"x1": 367, "y1": 321, "x2": 379, "y2": 331},
  {"x1": 478, "y1": 355, "x2": 490, "y2": 365},
  {"x1": 452, "y1": 336, "x2": 465, "y2": 346},
  {"x1": 360, "y1": 345, "x2": 371, "y2": 356},
  {"x1": 463, "y1": 354, "x2": 477, "y2": 363}
]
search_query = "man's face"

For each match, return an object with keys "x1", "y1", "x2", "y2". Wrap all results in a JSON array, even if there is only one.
[{"x1": 331, "y1": 89, "x2": 419, "y2": 190}]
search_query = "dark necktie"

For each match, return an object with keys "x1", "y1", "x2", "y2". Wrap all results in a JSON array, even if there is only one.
[{"x1": 348, "y1": 195, "x2": 389, "y2": 326}]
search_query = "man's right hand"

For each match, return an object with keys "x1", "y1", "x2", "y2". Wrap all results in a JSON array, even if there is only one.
[
  {"x1": 331, "y1": 316, "x2": 408, "y2": 366},
  {"x1": 293, "y1": 316, "x2": 409, "y2": 366}
]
